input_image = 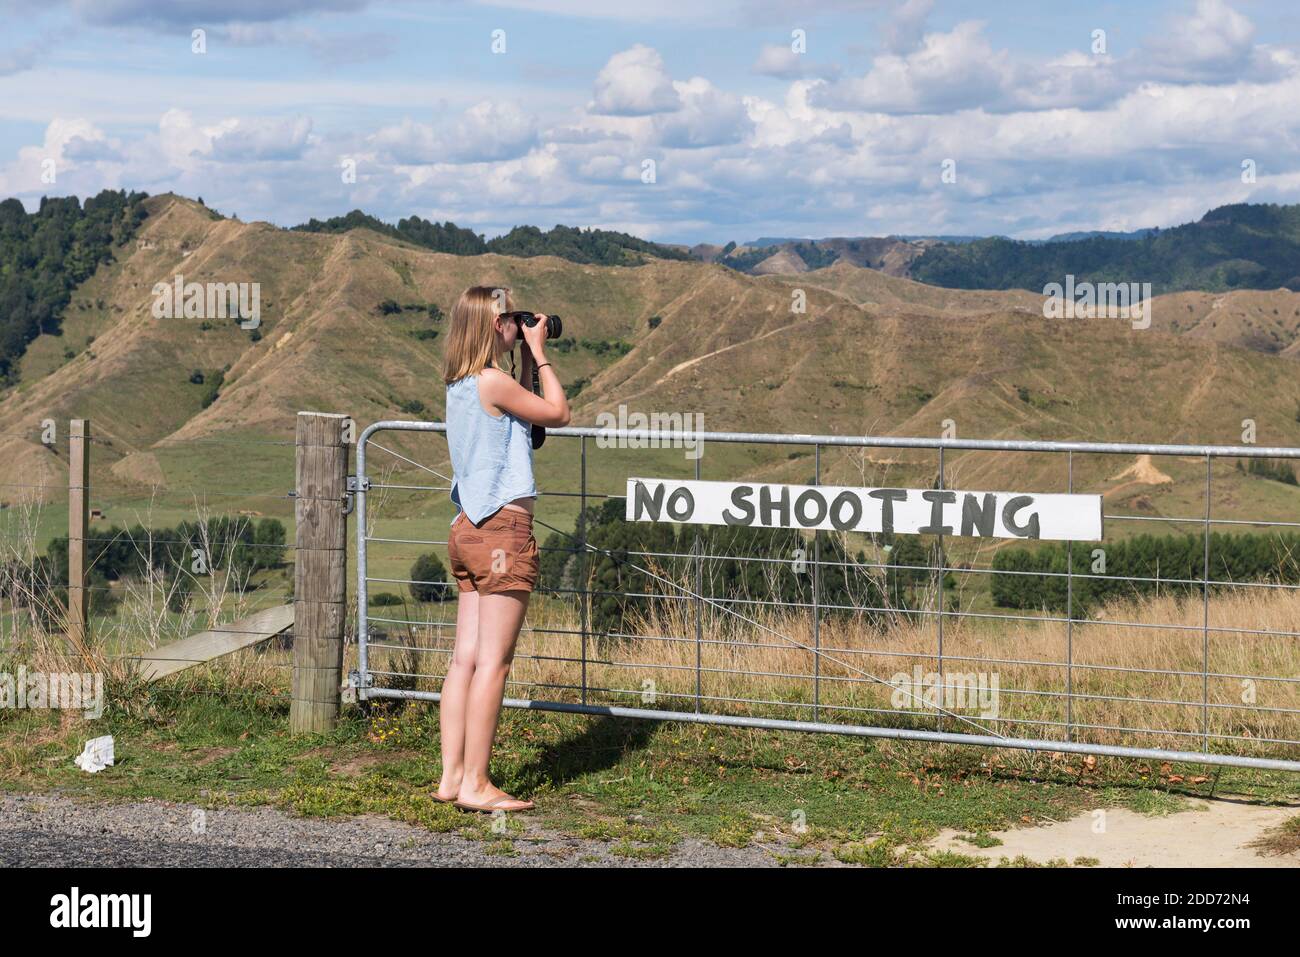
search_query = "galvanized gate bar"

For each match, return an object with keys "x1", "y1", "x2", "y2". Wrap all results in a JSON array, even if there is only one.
[
  {"x1": 357, "y1": 689, "x2": 1300, "y2": 772},
  {"x1": 354, "y1": 420, "x2": 1300, "y2": 773}
]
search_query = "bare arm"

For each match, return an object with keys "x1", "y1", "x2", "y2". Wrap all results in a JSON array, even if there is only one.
[{"x1": 481, "y1": 319, "x2": 570, "y2": 427}]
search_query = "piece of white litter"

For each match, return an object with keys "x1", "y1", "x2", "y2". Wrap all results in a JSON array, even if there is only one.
[{"x1": 74, "y1": 735, "x2": 115, "y2": 773}]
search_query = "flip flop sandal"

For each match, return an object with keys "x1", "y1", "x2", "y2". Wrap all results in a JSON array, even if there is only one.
[
  {"x1": 453, "y1": 796, "x2": 535, "y2": 813},
  {"x1": 431, "y1": 793, "x2": 458, "y2": 804}
]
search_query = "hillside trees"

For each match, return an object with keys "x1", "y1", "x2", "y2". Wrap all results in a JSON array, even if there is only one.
[
  {"x1": 294, "y1": 210, "x2": 690, "y2": 265},
  {"x1": 0, "y1": 190, "x2": 149, "y2": 384}
]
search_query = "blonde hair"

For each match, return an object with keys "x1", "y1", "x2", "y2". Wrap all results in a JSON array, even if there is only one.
[{"x1": 443, "y1": 285, "x2": 512, "y2": 384}]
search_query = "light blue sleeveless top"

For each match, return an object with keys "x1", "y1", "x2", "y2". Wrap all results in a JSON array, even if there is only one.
[{"x1": 445, "y1": 373, "x2": 536, "y2": 525}]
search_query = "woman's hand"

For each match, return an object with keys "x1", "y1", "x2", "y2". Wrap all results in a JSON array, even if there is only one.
[{"x1": 520, "y1": 315, "x2": 550, "y2": 359}]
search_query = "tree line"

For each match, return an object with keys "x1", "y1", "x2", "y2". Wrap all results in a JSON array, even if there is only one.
[
  {"x1": 293, "y1": 211, "x2": 692, "y2": 266},
  {"x1": 991, "y1": 531, "x2": 1300, "y2": 616},
  {"x1": 4, "y1": 516, "x2": 287, "y2": 620},
  {"x1": 537, "y1": 498, "x2": 952, "y2": 641},
  {"x1": 0, "y1": 190, "x2": 149, "y2": 384},
  {"x1": 910, "y1": 202, "x2": 1300, "y2": 294}
]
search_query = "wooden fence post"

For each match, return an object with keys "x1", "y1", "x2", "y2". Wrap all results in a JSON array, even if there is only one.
[
  {"x1": 291, "y1": 412, "x2": 349, "y2": 733},
  {"x1": 67, "y1": 419, "x2": 90, "y2": 648}
]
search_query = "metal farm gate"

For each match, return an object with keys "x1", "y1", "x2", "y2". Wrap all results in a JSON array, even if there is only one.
[{"x1": 353, "y1": 422, "x2": 1300, "y2": 772}]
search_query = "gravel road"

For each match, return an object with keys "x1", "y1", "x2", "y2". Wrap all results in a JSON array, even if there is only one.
[{"x1": 0, "y1": 792, "x2": 785, "y2": 868}]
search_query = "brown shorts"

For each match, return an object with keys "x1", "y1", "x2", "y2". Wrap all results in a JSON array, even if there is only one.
[{"x1": 447, "y1": 508, "x2": 540, "y2": 595}]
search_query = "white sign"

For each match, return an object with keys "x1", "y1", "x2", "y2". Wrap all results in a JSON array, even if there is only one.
[{"x1": 626, "y1": 478, "x2": 1103, "y2": 541}]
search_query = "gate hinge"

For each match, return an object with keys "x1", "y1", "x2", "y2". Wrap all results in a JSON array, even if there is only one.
[
  {"x1": 345, "y1": 670, "x2": 371, "y2": 702},
  {"x1": 343, "y1": 475, "x2": 370, "y2": 516}
]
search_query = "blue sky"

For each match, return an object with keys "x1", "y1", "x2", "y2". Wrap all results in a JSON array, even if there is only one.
[{"x1": 1, "y1": 0, "x2": 1299, "y2": 243}]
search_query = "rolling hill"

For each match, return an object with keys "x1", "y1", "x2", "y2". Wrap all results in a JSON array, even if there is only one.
[
  {"x1": 692, "y1": 204, "x2": 1300, "y2": 297},
  {"x1": 910, "y1": 203, "x2": 1300, "y2": 295},
  {"x1": 688, "y1": 236, "x2": 932, "y2": 277},
  {"x1": 1, "y1": 193, "x2": 1298, "y2": 551}
]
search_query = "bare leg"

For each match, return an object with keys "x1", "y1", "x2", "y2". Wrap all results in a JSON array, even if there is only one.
[
  {"x1": 458, "y1": 589, "x2": 531, "y2": 808},
  {"x1": 437, "y1": 589, "x2": 479, "y2": 800}
]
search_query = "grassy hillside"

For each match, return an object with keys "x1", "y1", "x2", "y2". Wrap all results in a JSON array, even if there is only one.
[
  {"x1": 1, "y1": 193, "x2": 1298, "y2": 571},
  {"x1": 698, "y1": 236, "x2": 931, "y2": 277},
  {"x1": 0, "y1": 190, "x2": 149, "y2": 383}
]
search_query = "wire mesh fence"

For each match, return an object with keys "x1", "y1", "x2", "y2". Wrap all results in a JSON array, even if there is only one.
[
  {"x1": 356, "y1": 421, "x2": 1300, "y2": 772},
  {"x1": 0, "y1": 424, "x2": 301, "y2": 706}
]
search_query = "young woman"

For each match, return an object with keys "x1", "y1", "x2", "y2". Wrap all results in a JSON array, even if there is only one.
[{"x1": 436, "y1": 285, "x2": 570, "y2": 813}]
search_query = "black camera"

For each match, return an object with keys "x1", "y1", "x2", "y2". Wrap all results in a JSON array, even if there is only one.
[
  {"x1": 501, "y1": 310, "x2": 563, "y2": 339},
  {"x1": 500, "y1": 310, "x2": 562, "y2": 451}
]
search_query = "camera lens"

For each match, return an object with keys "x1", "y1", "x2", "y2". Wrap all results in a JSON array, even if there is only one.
[{"x1": 510, "y1": 311, "x2": 562, "y2": 338}]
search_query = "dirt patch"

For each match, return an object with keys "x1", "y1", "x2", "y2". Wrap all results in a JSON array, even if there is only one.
[
  {"x1": 1123, "y1": 494, "x2": 1157, "y2": 512},
  {"x1": 191, "y1": 747, "x2": 237, "y2": 767},
  {"x1": 1109, "y1": 454, "x2": 1173, "y2": 486},
  {"x1": 930, "y1": 797, "x2": 1300, "y2": 867},
  {"x1": 1106, "y1": 454, "x2": 1175, "y2": 502},
  {"x1": 328, "y1": 750, "x2": 425, "y2": 777}
]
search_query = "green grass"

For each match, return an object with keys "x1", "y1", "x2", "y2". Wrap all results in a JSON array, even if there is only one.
[{"x1": 3, "y1": 686, "x2": 1297, "y2": 865}]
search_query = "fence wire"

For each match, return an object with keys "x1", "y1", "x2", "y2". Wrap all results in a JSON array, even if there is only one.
[{"x1": 352, "y1": 422, "x2": 1300, "y2": 772}]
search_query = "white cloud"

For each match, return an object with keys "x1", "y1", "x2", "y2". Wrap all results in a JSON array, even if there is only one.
[
  {"x1": 0, "y1": 118, "x2": 113, "y2": 193},
  {"x1": 752, "y1": 43, "x2": 840, "y2": 80},
  {"x1": 811, "y1": 5, "x2": 1294, "y2": 118},
  {"x1": 1141, "y1": 0, "x2": 1290, "y2": 83},
  {"x1": 655, "y1": 78, "x2": 752, "y2": 148},
  {"x1": 590, "y1": 44, "x2": 680, "y2": 116},
  {"x1": 813, "y1": 21, "x2": 1015, "y2": 114},
  {"x1": 1148, "y1": 0, "x2": 1254, "y2": 73},
  {"x1": 158, "y1": 108, "x2": 227, "y2": 169},
  {"x1": 5, "y1": 0, "x2": 1300, "y2": 244},
  {"x1": 372, "y1": 101, "x2": 539, "y2": 164},
  {"x1": 210, "y1": 115, "x2": 313, "y2": 161},
  {"x1": 884, "y1": 0, "x2": 933, "y2": 54},
  {"x1": 752, "y1": 43, "x2": 803, "y2": 79}
]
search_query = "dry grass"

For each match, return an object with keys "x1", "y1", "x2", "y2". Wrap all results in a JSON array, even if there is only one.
[
  {"x1": 6, "y1": 489, "x2": 1298, "y2": 767},
  {"x1": 0, "y1": 498, "x2": 288, "y2": 702},
  {"x1": 1249, "y1": 815, "x2": 1300, "y2": 856},
  {"x1": 370, "y1": 568, "x2": 1300, "y2": 764}
]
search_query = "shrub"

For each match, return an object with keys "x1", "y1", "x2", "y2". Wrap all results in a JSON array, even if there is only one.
[{"x1": 410, "y1": 553, "x2": 451, "y2": 602}]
